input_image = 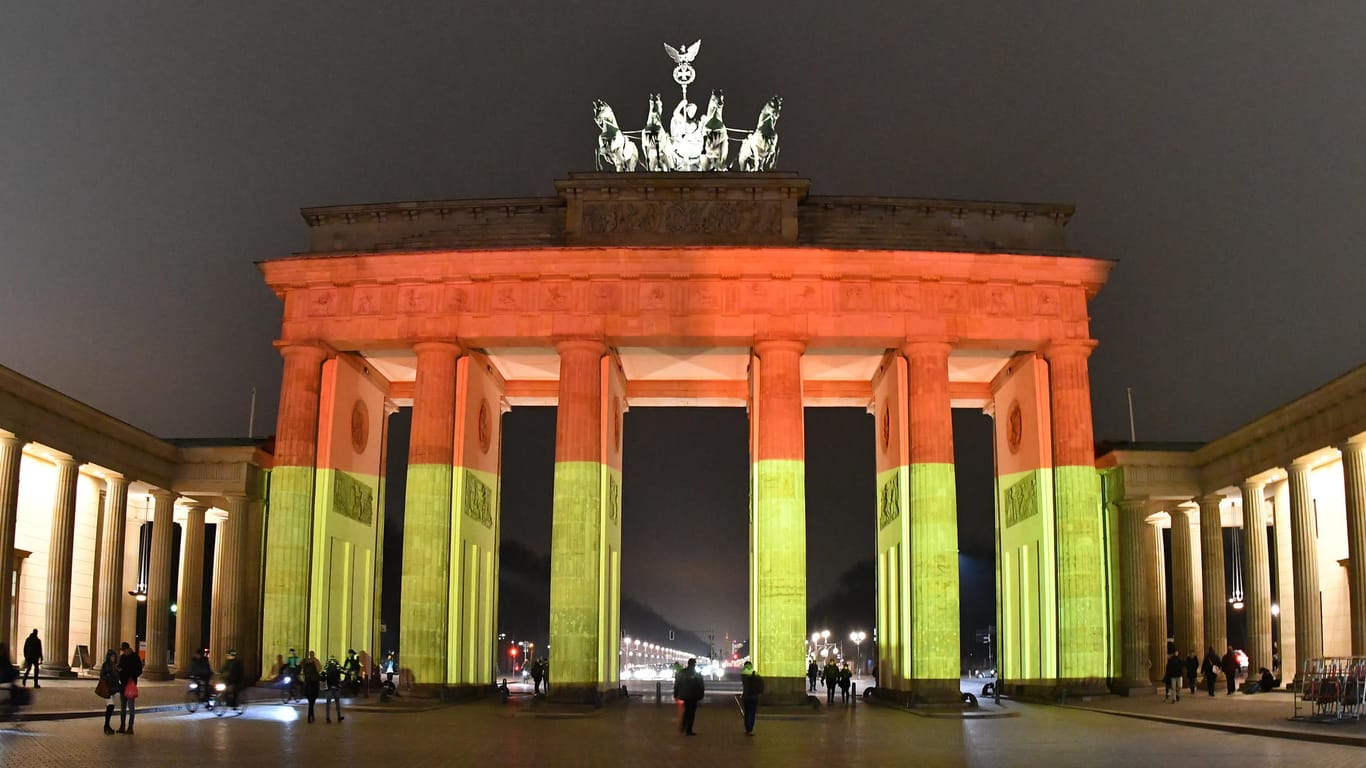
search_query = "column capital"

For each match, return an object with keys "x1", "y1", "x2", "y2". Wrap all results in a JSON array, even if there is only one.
[
  {"x1": 1195, "y1": 493, "x2": 1224, "y2": 510},
  {"x1": 752, "y1": 338, "x2": 806, "y2": 356},
  {"x1": 0, "y1": 431, "x2": 24, "y2": 447},
  {"x1": 412, "y1": 340, "x2": 463, "y2": 357},
  {"x1": 1288, "y1": 456, "x2": 1316, "y2": 473},
  {"x1": 274, "y1": 340, "x2": 333, "y2": 363},
  {"x1": 553, "y1": 337, "x2": 607, "y2": 357},
  {"x1": 1041, "y1": 338, "x2": 1098, "y2": 360},
  {"x1": 1239, "y1": 478, "x2": 1266, "y2": 497},
  {"x1": 1340, "y1": 434, "x2": 1366, "y2": 453},
  {"x1": 899, "y1": 339, "x2": 954, "y2": 358},
  {"x1": 1117, "y1": 498, "x2": 1149, "y2": 515}
]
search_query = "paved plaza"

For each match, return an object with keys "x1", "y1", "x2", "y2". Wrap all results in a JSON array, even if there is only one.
[{"x1": 3, "y1": 678, "x2": 1364, "y2": 767}]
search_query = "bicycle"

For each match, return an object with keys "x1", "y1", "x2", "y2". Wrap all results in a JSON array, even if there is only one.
[
  {"x1": 212, "y1": 683, "x2": 248, "y2": 718},
  {"x1": 184, "y1": 678, "x2": 211, "y2": 713},
  {"x1": 277, "y1": 673, "x2": 301, "y2": 704}
]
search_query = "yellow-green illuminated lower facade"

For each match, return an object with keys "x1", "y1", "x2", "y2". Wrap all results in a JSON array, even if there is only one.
[
  {"x1": 400, "y1": 462, "x2": 453, "y2": 684},
  {"x1": 996, "y1": 467, "x2": 1058, "y2": 681},
  {"x1": 262, "y1": 464, "x2": 315, "y2": 660},
  {"x1": 749, "y1": 459, "x2": 807, "y2": 697},
  {"x1": 1052, "y1": 464, "x2": 1109, "y2": 683}
]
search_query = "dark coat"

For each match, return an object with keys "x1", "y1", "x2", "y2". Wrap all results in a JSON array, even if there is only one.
[
  {"x1": 741, "y1": 671, "x2": 764, "y2": 700},
  {"x1": 1202, "y1": 651, "x2": 1219, "y2": 677},
  {"x1": 99, "y1": 659, "x2": 121, "y2": 697},
  {"x1": 673, "y1": 668, "x2": 705, "y2": 702},
  {"x1": 1163, "y1": 655, "x2": 1185, "y2": 681},
  {"x1": 117, "y1": 651, "x2": 142, "y2": 687},
  {"x1": 1185, "y1": 654, "x2": 1199, "y2": 678},
  {"x1": 23, "y1": 633, "x2": 42, "y2": 662},
  {"x1": 1220, "y1": 650, "x2": 1238, "y2": 677}
]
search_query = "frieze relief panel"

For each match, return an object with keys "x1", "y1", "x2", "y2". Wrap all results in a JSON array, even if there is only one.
[
  {"x1": 878, "y1": 473, "x2": 902, "y2": 531},
  {"x1": 578, "y1": 200, "x2": 784, "y2": 241},
  {"x1": 332, "y1": 470, "x2": 374, "y2": 526},
  {"x1": 1003, "y1": 473, "x2": 1039, "y2": 529},
  {"x1": 463, "y1": 469, "x2": 494, "y2": 529}
]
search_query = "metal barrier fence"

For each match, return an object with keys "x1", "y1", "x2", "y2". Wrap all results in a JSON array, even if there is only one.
[{"x1": 1293, "y1": 657, "x2": 1366, "y2": 722}]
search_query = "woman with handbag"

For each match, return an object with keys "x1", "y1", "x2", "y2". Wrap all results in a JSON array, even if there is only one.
[{"x1": 98, "y1": 650, "x2": 120, "y2": 734}]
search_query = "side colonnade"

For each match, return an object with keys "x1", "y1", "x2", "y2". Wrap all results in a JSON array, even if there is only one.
[
  {"x1": 0, "y1": 364, "x2": 267, "y2": 679},
  {"x1": 1100, "y1": 364, "x2": 1366, "y2": 692}
]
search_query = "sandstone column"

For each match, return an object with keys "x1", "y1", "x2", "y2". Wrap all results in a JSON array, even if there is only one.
[
  {"x1": 1342, "y1": 437, "x2": 1366, "y2": 656},
  {"x1": 1116, "y1": 499, "x2": 1153, "y2": 692},
  {"x1": 1196, "y1": 494, "x2": 1228, "y2": 654},
  {"x1": 0, "y1": 433, "x2": 23, "y2": 649},
  {"x1": 174, "y1": 503, "x2": 208, "y2": 676},
  {"x1": 1240, "y1": 480, "x2": 1273, "y2": 679},
  {"x1": 1044, "y1": 340, "x2": 1108, "y2": 684},
  {"x1": 902, "y1": 341, "x2": 960, "y2": 701},
  {"x1": 94, "y1": 475, "x2": 129, "y2": 659},
  {"x1": 1287, "y1": 459, "x2": 1322, "y2": 682},
  {"x1": 400, "y1": 341, "x2": 461, "y2": 687},
  {"x1": 1143, "y1": 516, "x2": 1167, "y2": 681},
  {"x1": 41, "y1": 455, "x2": 81, "y2": 676},
  {"x1": 1170, "y1": 507, "x2": 1203, "y2": 657},
  {"x1": 144, "y1": 489, "x2": 177, "y2": 677},
  {"x1": 262, "y1": 343, "x2": 328, "y2": 664},
  {"x1": 748, "y1": 339, "x2": 808, "y2": 701},
  {"x1": 212, "y1": 496, "x2": 247, "y2": 671}
]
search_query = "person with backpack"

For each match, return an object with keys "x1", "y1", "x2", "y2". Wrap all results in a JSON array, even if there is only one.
[
  {"x1": 672, "y1": 657, "x2": 705, "y2": 736},
  {"x1": 323, "y1": 654, "x2": 345, "y2": 723},
  {"x1": 301, "y1": 650, "x2": 323, "y2": 723},
  {"x1": 740, "y1": 661, "x2": 764, "y2": 735}
]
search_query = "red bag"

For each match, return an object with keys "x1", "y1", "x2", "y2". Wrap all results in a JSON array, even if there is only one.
[{"x1": 124, "y1": 680, "x2": 139, "y2": 700}]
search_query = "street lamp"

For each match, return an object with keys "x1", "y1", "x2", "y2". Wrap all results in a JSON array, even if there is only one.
[{"x1": 849, "y1": 631, "x2": 866, "y2": 676}]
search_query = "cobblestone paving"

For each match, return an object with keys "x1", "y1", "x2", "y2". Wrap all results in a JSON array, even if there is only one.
[{"x1": 3, "y1": 691, "x2": 1365, "y2": 768}]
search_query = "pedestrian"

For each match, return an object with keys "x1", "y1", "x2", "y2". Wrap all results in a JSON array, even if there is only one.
[
  {"x1": 838, "y1": 662, "x2": 852, "y2": 703},
  {"x1": 1162, "y1": 649, "x2": 1183, "y2": 702},
  {"x1": 1257, "y1": 667, "x2": 1277, "y2": 692},
  {"x1": 531, "y1": 658, "x2": 545, "y2": 695},
  {"x1": 740, "y1": 660, "x2": 763, "y2": 735},
  {"x1": 1220, "y1": 646, "x2": 1239, "y2": 695},
  {"x1": 301, "y1": 650, "x2": 322, "y2": 722},
  {"x1": 672, "y1": 657, "x2": 704, "y2": 736},
  {"x1": 1185, "y1": 650, "x2": 1199, "y2": 695},
  {"x1": 807, "y1": 660, "x2": 818, "y2": 692},
  {"x1": 823, "y1": 659, "x2": 839, "y2": 705},
  {"x1": 116, "y1": 641, "x2": 142, "y2": 734},
  {"x1": 323, "y1": 654, "x2": 345, "y2": 723},
  {"x1": 21, "y1": 628, "x2": 42, "y2": 688},
  {"x1": 1201, "y1": 646, "x2": 1219, "y2": 697},
  {"x1": 99, "y1": 649, "x2": 120, "y2": 734}
]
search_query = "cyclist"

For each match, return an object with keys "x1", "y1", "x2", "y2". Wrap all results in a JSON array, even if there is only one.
[
  {"x1": 284, "y1": 648, "x2": 302, "y2": 699},
  {"x1": 219, "y1": 649, "x2": 245, "y2": 708},
  {"x1": 187, "y1": 649, "x2": 214, "y2": 703},
  {"x1": 343, "y1": 649, "x2": 362, "y2": 696}
]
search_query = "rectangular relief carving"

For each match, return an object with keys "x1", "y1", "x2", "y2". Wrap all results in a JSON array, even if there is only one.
[
  {"x1": 878, "y1": 472, "x2": 902, "y2": 531},
  {"x1": 1003, "y1": 473, "x2": 1039, "y2": 528},
  {"x1": 332, "y1": 470, "x2": 374, "y2": 525},
  {"x1": 462, "y1": 469, "x2": 494, "y2": 529}
]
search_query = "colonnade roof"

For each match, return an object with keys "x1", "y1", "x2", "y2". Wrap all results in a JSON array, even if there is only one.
[
  {"x1": 0, "y1": 362, "x2": 269, "y2": 503},
  {"x1": 1096, "y1": 362, "x2": 1366, "y2": 505}
]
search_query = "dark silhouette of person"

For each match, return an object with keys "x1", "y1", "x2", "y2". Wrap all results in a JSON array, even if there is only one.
[
  {"x1": 343, "y1": 649, "x2": 362, "y2": 696},
  {"x1": 99, "y1": 649, "x2": 120, "y2": 734},
  {"x1": 807, "y1": 660, "x2": 818, "y2": 692},
  {"x1": 673, "y1": 657, "x2": 705, "y2": 735},
  {"x1": 1185, "y1": 651, "x2": 1199, "y2": 694},
  {"x1": 823, "y1": 659, "x2": 839, "y2": 705},
  {"x1": 116, "y1": 641, "x2": 142, "y2": 734},
  {"x1": 301, "y1": 650, "x2": 323, "y2": 723},
  {"x1": 1162, "y1": 649, "x2": 1184, "y2": 702},
  {"x1": 740, "y1": 661, "x2": 763, "y2": 735},
  {"x1": 1220, "y1": 646, "x2": 1239, "y2": 695},
  {"x1": 220, "y1": 649, "x2": 245, "y2": 708},
  {"x1": 838, "y1": 662, "x2": 853, "y2": 703},
  {"x1": 323, "y1": 655, "x2": 345, "y2": 722},
  {"x1": 531, "y1": 658, "x2": 545, "y2": 695},
  {"x1": 1201, "y1": 646, "x2": 1220, "y2": 697},
  {"x1": 1258, "y1": 667, "x2": 1278, "y2": 692},
  {"x1": 21, "y1": 629, "x2": 42, "y2": 688}
]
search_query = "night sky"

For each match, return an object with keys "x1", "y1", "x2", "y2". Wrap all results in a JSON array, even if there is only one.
[{"x1": 3, "y1": 4, "x2": 1363, "y2": 650}]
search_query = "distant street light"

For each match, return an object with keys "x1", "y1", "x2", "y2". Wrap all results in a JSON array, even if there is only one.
[{"x1": 849, "y1": 631, "x2": 866, "y2": 676}]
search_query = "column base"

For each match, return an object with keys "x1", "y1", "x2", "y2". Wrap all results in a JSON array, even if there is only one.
[
  {"x1": 38, "y1": 663, "x2": 77, "y2": 679},
  {"x1": 1108, "y1": 678, "x2": 1160, "y2": 696},
  {"x1": 545, "y1": 683, "x2": 623, "y2": 706},
  {"x1": 998, "y1": 677, "x2": 1110, "y2": 702},
  {"x1": 871, "y1": 678, "x2": 967, "y2": 708},
  {"x1": 756, "y1": 676, "x2": 812, "y2": 706}
]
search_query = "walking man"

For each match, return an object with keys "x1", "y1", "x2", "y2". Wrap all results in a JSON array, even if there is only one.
[
  {"x1": 21, "y1": 629, "x2": 42, "y2": 688},
  {"x1": 673, "y1": 657, "x2": 705, "y2": 736},
  {"x1": 323, "y1": 655, "x2": 345, "y2": 723},
  {"x1": 806, "y1": 660, "x2": 818, "y2": 692},
  {"x1": 740, "y1": 661, "x2": 764, "y2": 735},
  {"x1": 823, "y1": 659, "x2": 839, "y2": 705}
]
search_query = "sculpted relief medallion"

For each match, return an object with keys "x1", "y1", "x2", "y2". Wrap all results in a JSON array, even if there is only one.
[
  {"x1": 477, "y1": 398, "x2": 492, "y2": 455},
  {"x1": 1006, "y1": 400, "x2": 1023, "y2": 455},
  {"x1": 350, "y1": 399, "x2": 369, "y2": 454}
]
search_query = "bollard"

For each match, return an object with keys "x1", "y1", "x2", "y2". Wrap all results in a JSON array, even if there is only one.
[{"x1": 656, "y1": 680, "x2": 662, "y2": 704}]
